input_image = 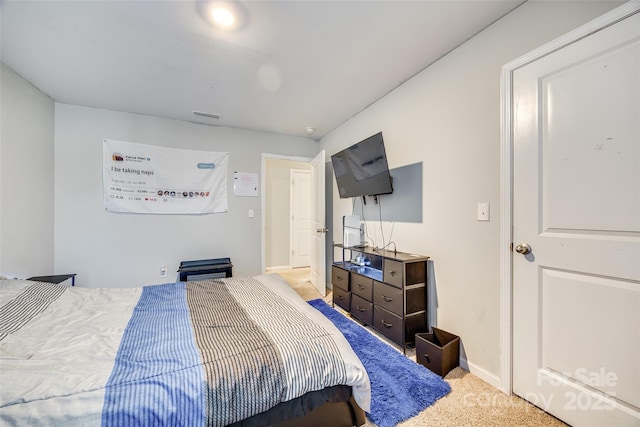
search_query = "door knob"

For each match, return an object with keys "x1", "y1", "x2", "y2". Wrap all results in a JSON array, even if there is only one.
[
  {"x1": 515, "y1": 243, "x2": 532, "y2": 255},
  {"x1": 316, "y1": 227, "x2": 329, "y2": 233}
]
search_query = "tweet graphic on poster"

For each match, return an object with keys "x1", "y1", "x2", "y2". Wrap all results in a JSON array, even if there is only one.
[{"x1": 103, "y1": 139, "x2": 228, "y2": 214}]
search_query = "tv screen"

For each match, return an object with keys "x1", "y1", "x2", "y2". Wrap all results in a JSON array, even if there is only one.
[{"x1": 331, "y1": 132, "x2": 393, "y2": 198}]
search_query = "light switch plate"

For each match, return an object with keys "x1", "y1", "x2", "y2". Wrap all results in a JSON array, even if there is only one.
[{"x1": 477, "y1": 202, "x2": 490, "y2": 221}]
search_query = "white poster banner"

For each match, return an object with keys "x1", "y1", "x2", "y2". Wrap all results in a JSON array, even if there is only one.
[{"x1": 103, "y1": 139, "x2": 228, "y2": 214}]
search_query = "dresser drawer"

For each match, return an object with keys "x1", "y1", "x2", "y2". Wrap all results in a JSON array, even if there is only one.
[
  {"x1": 331, "y1": 266, "x2": 350, "y2": 291},
  {"x1": 374, "y1": 305, "x2": 403, "y2": 345},
  {"x1": 333, "y1": 286, "x2": 351, "y2": 311},
  {"x1": 374, "y1": 281, "x2": 403, "y2": 316},
  {"x1": 351, "y1": 273, "x2": 373, "y2": 301},
  {"x1": 383, "y1": 259, "x2": 403, "y2": 288},
  {"x1": 416, "y1": 328, "x2": 459, "y2": 377},
  {"x1": 351, "y1": 294, "x2": 373, "y2": 324}
]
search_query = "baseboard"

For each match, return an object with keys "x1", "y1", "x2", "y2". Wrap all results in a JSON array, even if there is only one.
[
  {"x1": 459, "y1": 357, "x2": 502, "y2": 391},
  {"x1": 265, "y1": 265, "x2": 293, "y2": 273}
]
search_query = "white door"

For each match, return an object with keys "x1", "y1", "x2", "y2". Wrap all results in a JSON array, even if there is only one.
[
  {"x1": 512, "y1": 6, "x2": 640, "y2": 426},
  {"x1": 290, "y1": 169, "x2": 311, "y2": 268},
  {"x1": 310, "y1": 150, "x2": 327, "y2": 296}
]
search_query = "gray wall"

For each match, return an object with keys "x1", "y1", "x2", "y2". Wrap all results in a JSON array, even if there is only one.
[
  {"x1": 0, "y1": 63, "x2": 55, "y2": 278},
  {"x1": 54, "y1": 104, "x2": 317, "y2": 288},
  {"x1": 320, "y1": 1, "x2": 621, "y2": 385}
]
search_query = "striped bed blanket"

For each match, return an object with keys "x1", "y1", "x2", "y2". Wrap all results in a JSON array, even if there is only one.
[{"x1": 0, "y1": 274, "x2": 370, "y2": 426}]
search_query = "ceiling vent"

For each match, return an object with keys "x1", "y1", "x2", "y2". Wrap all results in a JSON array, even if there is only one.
[{"x1": 192, "y1": 110, "x2": 222, "y2": 119}]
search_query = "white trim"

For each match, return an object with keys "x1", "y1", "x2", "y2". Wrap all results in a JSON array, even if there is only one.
[
  {"x1": 261, "y1": 153, "x2": 313, "y2": 274},
  {"x1": 265, "y1": 265, "x2": 293, "y2": 273},
  {"x1": 459, "y1": 357, "x2": 502, "y2": 391},
  {"x1": 499, "y1": 0, "x2": 640, "y2": 396},
  {"x1": 289, "y1": 169, "x2": 295, "y2": 269},
  {"x1": 499, "y1": 63, "x2": 513, "y2": 395}
]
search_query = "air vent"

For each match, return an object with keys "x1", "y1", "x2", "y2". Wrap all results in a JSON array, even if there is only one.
[{"x1": 192, "y1": 110, "x2": 221, "y2": 119}]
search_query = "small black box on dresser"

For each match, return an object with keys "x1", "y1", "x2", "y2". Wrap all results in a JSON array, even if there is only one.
[{"x1": 415, "y1": 328, "x2": 460, "y2": 377}]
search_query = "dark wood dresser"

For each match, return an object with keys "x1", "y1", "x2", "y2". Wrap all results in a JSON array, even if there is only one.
[{"x1": 332, "y1": 244, "x2": 429, "y2": 352}]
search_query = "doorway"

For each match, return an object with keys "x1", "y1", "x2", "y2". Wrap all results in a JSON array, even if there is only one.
[
  {"x1": 262, "y1": 155, "x2": 311, "y2": 272},
  {"x1": 290, "y1": 169, "x2": 312, "y2": 268}
]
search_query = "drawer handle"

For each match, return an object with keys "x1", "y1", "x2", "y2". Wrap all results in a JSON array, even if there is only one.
[
  {"x1": 337, "y1": 295, "x2": 344, "y2": 300},
  {"x1": 423, "y1": 353, "x2": 430, "y2": 363},
  {"x1": 356, "y1": 305, "x2": 366, "y2": 312},
  {"x1": 389, "y1": 270, "x2": 396, "y2": 276},
  {"x1": 357, "y1": 284, "x2": 366, "y2": 290},
  {"x1": 336, "y1": 275, "x2": 344, "y2": 280},
  {"x1": 382, "y1": 295, "x2": 393, "y2": 302},
  {"x1": 381, "y1": 320, "x2": 393, "y2": 328}
]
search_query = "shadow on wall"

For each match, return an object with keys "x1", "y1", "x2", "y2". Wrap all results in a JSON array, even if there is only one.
[
  {"x1": 352, "y1": 162, "x2": 423, "y2": 223},
  {"x1": 325, "y1": 162, "x2": 423, "y2": 288},
  {"x1": 428, "y1": 259, "x2": 438, "y2": 331},
  {"x1": 428, "y1": 259, "x2": 466, "y2": 367}
]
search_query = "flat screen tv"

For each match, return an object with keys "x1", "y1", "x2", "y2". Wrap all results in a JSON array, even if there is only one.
[{"x1": 331, "y1": 132, "x2": 393, "y2": 198}]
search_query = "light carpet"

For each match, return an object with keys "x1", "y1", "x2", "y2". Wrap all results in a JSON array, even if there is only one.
[{"x1": 274, "y1": 269, "x2": 567, "y2": 427}]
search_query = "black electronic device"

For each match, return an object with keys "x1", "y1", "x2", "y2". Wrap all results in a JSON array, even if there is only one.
[
  {"x1": 177, "y1": 257, "x2": 233, "y2": 281},
  {"x1": 331, "y1": 132, "x2": 393, "y2": 199}
]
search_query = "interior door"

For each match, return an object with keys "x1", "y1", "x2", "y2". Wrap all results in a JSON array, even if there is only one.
[
  {"x1": 310, "y1": 150, "x2": 327, "y2": 296},
  {"x1": 290, "y1": 169, "x2": 311, "y2": 268},
  {"x1": 512, "y1": 8, "x2": 640, "y2": 426}
]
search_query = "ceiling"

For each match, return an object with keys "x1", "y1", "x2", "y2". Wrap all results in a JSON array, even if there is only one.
[{"x1": 1, "y1": 0, "x2": 524, "y2": 140}]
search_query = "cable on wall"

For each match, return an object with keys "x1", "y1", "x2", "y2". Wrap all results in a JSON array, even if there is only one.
[
  {"x1": 375, "y1": 196, "x2": 397, "y2": 253},
  {"x1": 355, "y1": 196, "x2": 374, "y2": 248}
]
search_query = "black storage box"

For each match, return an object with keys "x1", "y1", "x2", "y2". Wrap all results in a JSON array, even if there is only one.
[
  {"x1": 178, "y1": 258, "x2": 233, "y2": 281},
  {"x1": 415, "y1": 327, "x2": 460, "y2": 377}
]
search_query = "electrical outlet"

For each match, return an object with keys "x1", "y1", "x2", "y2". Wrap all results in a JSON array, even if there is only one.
[{"x1": 160, "y1": 265, "x2": 167, "y2": 277}]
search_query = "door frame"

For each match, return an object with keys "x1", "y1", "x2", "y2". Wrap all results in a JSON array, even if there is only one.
[
  {"x1": 260, "y1": 153, "x2": 314, "y2": 274},
  {"x1": 499, "y1": 1, "x2": 640, "y2": 395}
]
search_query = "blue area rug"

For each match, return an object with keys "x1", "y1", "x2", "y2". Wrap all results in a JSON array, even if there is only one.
[{"x1": 308, "y1": 299, "x2": 451, "y2": 427}]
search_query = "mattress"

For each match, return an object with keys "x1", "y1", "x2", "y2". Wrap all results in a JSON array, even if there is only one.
[{"x1": 0, "y1": 274, "x2": 370, "y2": 426}]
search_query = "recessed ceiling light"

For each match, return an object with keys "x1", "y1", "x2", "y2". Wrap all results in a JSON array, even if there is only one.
[
  {"x1": 198, "y1": 1, "x2": 247, "y2": 31},
  {"x1": 305, "y1": 127, "x2": 315, "y2": 135},
  {"x1": 210, "y1": 6, "x2": 235, "y2": 28}
]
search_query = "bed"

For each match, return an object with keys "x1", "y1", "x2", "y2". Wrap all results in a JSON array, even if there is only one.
[{"x1": 0, "y1": 274, "x2": 370, "y2": 426}]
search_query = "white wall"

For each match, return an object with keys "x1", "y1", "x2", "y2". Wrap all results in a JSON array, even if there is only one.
[
  {"x1": 54, "y1": 104, "x2": 317, "y2": 288},
  {"x1": 319, "y1": 1, "x2": 621, "y2": 385},
  {"x1": 0, "y1": 63, "x2": 55, "y2": 278},
  {"x1": 265, "y1": 158, "x2": 311, "y2": 269}
]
